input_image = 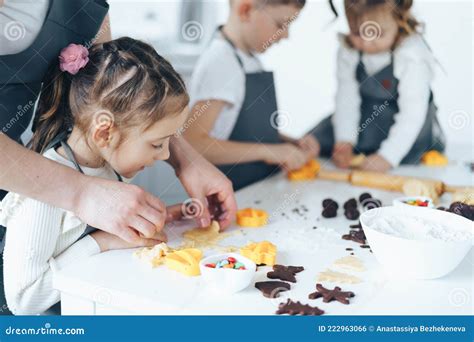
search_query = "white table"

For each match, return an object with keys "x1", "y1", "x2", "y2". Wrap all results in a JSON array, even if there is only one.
[{"x1": 54, "y1": 162, "x2": 473, "y2": 315}]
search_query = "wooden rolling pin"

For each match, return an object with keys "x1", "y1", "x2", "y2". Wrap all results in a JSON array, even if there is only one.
[{"x1": 317, "y1": 168, "x2": 470, "y2": 195}]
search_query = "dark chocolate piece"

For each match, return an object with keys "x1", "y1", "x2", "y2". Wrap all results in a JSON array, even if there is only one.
[
  {"x1": 322, "y1": 198, "x2": 339, "y2": 210},
  {"x1": 345, "y1": 248, "x2": 353, "y2": 251},
  {"x1": 359, "y1": 192, "x2": 372, "y2": 204},
  {"x1": 360, "y1": 244, "x2": 370, "y2": 248},
  {"x1": 308, "y1": 283, "x2": 355, "y2": 304},
  {"x1": 342, "y1": 229, "x2": 366, "y2": 244},
  {"x1": 322, "y1": 206, "x2": 337, "y2": 218},
  {"x1": 276, "y1": 299, "x2": 324, "y2": 316},
  {"x1": 255, "y1": 281, "x2": 290, "y2": 298},
  {"x1": 344, "y1": 208, "x2": 360, "y2": 220},
  {"x1": 267, "y1": 265, "x2": 304, "y2": 283},
  {"x1": 361, "y1": 198, "x2": 382, "y2": 210},
  {"x1": 447, "y1": 202, "x2": 474, "y2": 221},
  {"x1": 349, "y1": 222, "x2": 362, "y2": 229},
  {"x1": 343, "y1": 198, "x2": 358, "y2": 210}
]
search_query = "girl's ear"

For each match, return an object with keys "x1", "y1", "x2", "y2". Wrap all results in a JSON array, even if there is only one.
[
  {"x1": 237, "y1": 0, "x2": 253, "y2": 21},
  {"x1": 91, "y1": 111, "x2": 115, "y2": 148}
]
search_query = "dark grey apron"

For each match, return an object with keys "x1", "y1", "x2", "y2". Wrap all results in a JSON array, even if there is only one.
[
  {"x1": 216, "y1": 28, "x2": 281, "y2": 190},
  {"x1": 59, "y1": 139, "x2": 123, "y2": 240},
  {"x1": 0, "y1": 0, "x2": 107, "y2": 315},
  {"x1": 313, "y1": 51, "x2": 445, "y2": 164}
]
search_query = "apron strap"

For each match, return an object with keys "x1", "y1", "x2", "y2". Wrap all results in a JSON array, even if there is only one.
[{"x1": 217, "y1": 25, "x2": 245, "y2": 69}]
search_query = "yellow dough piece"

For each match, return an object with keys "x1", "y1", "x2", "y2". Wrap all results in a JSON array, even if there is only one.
[
  {"x1": 349, "y1": 154, "x2": 366, "y2": 169},
  {"x1": 240, "y1": 241, "x2": 277, "y2": 266},
  {"x1": 165, "y1": 248, "x2": 202, "y2": 276},
  {"x1": 182, "y1": 220, "x2": 227, "y2": 249},
  {"x1": 421, "y1": 150, "x2": 448, "y2": 166},
  {"x1": 236, "y1": 208, "x2": 268, "y2": 227},
  {"x1": 133, "y1": 242, "x2": 171, "y2": 268},
  {"x1": 287, "y1": 159, "x2": 320, "y2": 181},
  {"x1": 317, "y1": 269, "x2": 362, "y2": 284},
  {"x1": 402, "y1": 179, "x2": 440, "y2": 203},
  {"x1": 452, "y1": 189, "x2": 474, "y2": 205}
]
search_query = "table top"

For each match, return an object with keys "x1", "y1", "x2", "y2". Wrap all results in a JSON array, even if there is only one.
[{"x1": 54, "y1": 162, "x2": 473, "y2": 315}]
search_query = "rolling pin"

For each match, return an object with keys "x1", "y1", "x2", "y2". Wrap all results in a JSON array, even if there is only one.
[{"x1": 316, "y1": 168, "x2": 470, "y2": 196}]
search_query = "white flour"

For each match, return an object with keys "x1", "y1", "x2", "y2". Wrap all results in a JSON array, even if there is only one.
[{"x1": 369, "y1": 216, "x2": 473, "y2": 242}]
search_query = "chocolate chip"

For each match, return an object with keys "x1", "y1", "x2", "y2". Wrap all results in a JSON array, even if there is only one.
[
  {"x1": 343, "y1": 198, "x2": 358, "y2": 210},
  {"x1": 322, "y1": 198, "x2": 339, "y2": 210},
  {"x1": 359, "y1": 192, "x2": 372, "y2": 204},
  {"x1": 342, "y1": 229, "x2": 366, "y2": 245},
  {"x1": 322, "y1": 206, "x2": 337, "y2": 218},
  {"x1": 344, "y1": 208, "x2": 360, "y2": 220}
]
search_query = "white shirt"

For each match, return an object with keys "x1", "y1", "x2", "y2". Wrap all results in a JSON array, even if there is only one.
[
  {"x1": 332, "y1": 33, "x2": 436, "y2": 166},
  {"x1": 0, "y1": 147, "x2": 121, "y2": 315},
  {"x1": 0, "y1": 0, "x2": 49, "y2": 55},
  {"x1": 189, "y1": 33, "x2": 264, "y2": 140}
]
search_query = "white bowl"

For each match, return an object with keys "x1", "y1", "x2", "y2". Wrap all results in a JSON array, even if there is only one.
[
  {"x1": 360, "y1": 206, "x2": 473, "y2": 279},
  {"x1": 393, "y1": 196, "x2": 434, "y2": 209},
  {"x1": 199, "y1": 253, "x2": 256, "y2": 294}
]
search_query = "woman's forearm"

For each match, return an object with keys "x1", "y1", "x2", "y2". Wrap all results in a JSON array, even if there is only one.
[{"x1": 0, "y1": 133, "x2": 86, "y2": 212}]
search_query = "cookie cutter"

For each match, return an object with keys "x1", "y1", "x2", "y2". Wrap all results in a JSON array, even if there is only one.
[{"x1": 236, "y1": 208, "x2": 269, "y2": 227}]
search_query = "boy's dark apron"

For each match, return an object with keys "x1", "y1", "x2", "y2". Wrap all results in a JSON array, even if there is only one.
[
  {"x1": 216, "y1": 28, "x2": 281, "y2": 191},
  {"x1": 313, "y1": 52, "x2": 445, "y2": 164},
  {"x1": 0, "y1": 0, "x2": 108, "y2": 315}
]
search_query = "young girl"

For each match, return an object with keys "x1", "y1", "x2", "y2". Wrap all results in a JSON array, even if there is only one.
[
  {"x1": 313, "y1": 0, "x2": 445, "y2": 172},
  {"x1": 0, "y1": 37, "x2": 189, "y2": 315},
  {"x1": 184, "y1": 0, "x2": 319, "y2": 191}
]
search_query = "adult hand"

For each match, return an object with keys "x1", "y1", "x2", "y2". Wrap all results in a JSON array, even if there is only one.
[
  {"x1": 332, "y1": 142, "x2": 354, "y2": 169},
  {"x1": 360, "y1": 154, "x2": 392, "y2": 172},
  {"x1": 75, "y1": 176, "x2": 169, "y2": 242}
]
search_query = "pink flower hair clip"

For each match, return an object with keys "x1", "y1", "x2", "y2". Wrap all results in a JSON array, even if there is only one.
[{"x1": 59, "y1": 43, "x2": 89, "y2": 75}]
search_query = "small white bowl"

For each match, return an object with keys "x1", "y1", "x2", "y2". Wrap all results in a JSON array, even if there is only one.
[
  {"x1": 199, "y1": 253, "x2": 256, "y2": 294},
  {"x1": 360, "y1": 206, "x2": 473, "y2": 279},
  {"x1": 393, "y1": 196, "x2": 434, "y2": 209}
]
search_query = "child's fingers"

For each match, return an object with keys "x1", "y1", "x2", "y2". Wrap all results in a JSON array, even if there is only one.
[{"x1": 165, "y1": 204, "x2": 185, "y2": 223}]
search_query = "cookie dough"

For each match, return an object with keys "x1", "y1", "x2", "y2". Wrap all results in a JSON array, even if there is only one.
[
  {"x1": 317, "y1": 269, "x2": 362, "y2": 284},
  {"x1": 165, "y1": 248, "x2": 202, "y2": 276},
  {"x1": 402, "y1": 179, "x2": 440, "y2": 203},
  {"x1": 181, "y1": 220, "x2": 229, "y2": 249},
  {"x1": 421, "y1": 150, "x2": 448, "y2": 166},
  {"x1": 240, "y1": 241, "x2": 277, "y2": 266},
  {"x1": 133, "y1": 242, "x2": 171, "y2": 268},
  {"x1": 452, "y1": 189, "x2": 474, "y2": 205},
  {"x1": 333, "y1": 256, "x2": 365, "y2": 272}
]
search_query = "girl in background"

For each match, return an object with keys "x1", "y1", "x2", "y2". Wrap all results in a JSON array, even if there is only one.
[{"x1": 313, "y1": 0, "x2": 445, "y2": 172}]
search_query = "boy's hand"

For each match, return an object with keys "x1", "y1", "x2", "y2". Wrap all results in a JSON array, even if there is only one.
[
  {"x1": 263, "y1": 143, "x2": 308, "y2": 171},
  {"x1": 360, "y1": 154, "x2": 392, "y2": 172},
  {"x1": 296, "y1": 134, "x2": 320, "y2": 160},
  {"x1": 91, "y1": 230, "x2": 167, "y2": 253},
  {"x1": 332, "y1": 142, "x2": 354, "y2": 169}
]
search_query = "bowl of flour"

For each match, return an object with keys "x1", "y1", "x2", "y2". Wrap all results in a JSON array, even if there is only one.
[{"x1": 360, "y1": 206, "x2": 473, "y2": 279}]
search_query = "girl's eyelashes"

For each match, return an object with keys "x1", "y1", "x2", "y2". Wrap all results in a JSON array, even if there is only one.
[{"x1": 152, "y1": 143, "x2": 164, "y2": 150}]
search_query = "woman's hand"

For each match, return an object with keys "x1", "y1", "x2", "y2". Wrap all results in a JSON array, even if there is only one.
[
  {"x1": 360, "y1": 154, "x2": 392, "y2": 172},
  {"x1": 332, "y1": 142, "x2": 354, "y2": 169},
  {"x1": 91, "y1": 229, "x2": 167, "y2": 253},
  {"x1": 75, "y1": 177, "x2": 168, "y2": 242}
]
